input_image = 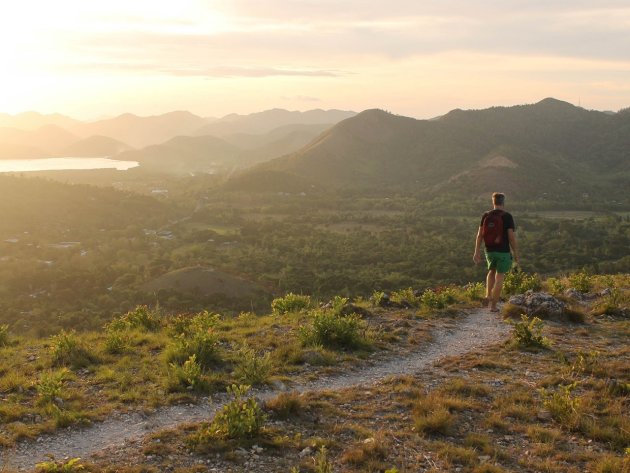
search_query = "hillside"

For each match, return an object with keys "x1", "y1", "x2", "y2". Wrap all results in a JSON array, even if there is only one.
[
  {"x1": 194, "y1": 108, "x2": 356, "y2": 136},
  {"x1": 72, "y1": 111, "x2": 210, "y2": 148},
  {"x1": 0, "y1": 125, "x2": 80, "y2": 157},
  {"x1": 61, "y1": 135, "x2": 133, "y2": 157},
  {"x1": 116, "y1": 135, "x2": 243, "y2": 174},
  {"x1": 0, "y1": 274, "x2": 628, "y2": 472},
  {"x1": 229, "y1": 99, "x2": 630, "y2": 200}
]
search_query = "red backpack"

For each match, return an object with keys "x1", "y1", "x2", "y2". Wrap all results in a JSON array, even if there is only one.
[{"x1": 482, "y1": 210, "x2": 504, "y2": 246}]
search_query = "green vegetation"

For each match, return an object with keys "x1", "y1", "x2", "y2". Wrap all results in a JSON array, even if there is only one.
[
  {"x1": 190, "y1": 384, "x2": 266, "y2": 444},
  {"x1": 35, "y1": 456, "x2": 85, "y2": 473},
  {"x1": 510, "y1": 315, "x2": 551, "y2": 349},
  {"x1": 271, "y1": 293, "x2": 312, "y2": 315},
  {"x1": 299, "y1": 309, "x2": 369, "y2": 350}
]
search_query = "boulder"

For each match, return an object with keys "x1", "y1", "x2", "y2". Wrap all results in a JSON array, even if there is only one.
[{"x1": 508, "y1": 290, "x2": 566, "y2": 317}]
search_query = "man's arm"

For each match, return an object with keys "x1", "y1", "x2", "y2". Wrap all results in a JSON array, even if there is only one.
[
  {"x1": 508, "y1": 228, "x2": 519, "y2": 264},
  {"x1": 473, "y1": 227, "x2": 483, "y2": 264}
]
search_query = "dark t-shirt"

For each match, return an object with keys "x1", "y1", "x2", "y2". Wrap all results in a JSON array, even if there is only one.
[{"x1": 480, "y1": 210, "x2": 515, "y2": 253}]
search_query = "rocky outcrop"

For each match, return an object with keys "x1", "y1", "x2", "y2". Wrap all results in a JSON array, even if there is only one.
[{"x1": 508, "y1": 291, "x2": 566, "y2": 317}]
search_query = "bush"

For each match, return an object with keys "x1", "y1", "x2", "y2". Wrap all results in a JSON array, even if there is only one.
[
  {"x1": 234, "y1": 347, "x2": 273, "y2": 386},
  {"x1": 107, "y1": 305, "x2": 161, "y2": 332},
  {"x1": 165, "y1": 311, "x2": 220, "y2": 368},
  {"x1": 546, "y1": 277, "x2": 566, "y2": 295},
  {"x1": 271, "y1": 293, "x2": 311, "y2": 315},
  {"x1": 568, "y1": 271, "x2": 592, "y2": 293},
  {"x1": 50, "y1": 330, "x2": 97, "y2": 368},
  {"x1": 421, "y1": 288, "x2": 457, "y2": 309},
  {"x1": 192, "y1": 385, "x2": 266, "y2": 442},
  {"x1": 391, "y1": 288, "x2": 420, "y2": 307},
  {"x1": 37, "y1": 369, "x2": 68, "y2": 406},
  {"x1": 369, "y1": 290, "x2": 386, "y2": 307},
  {"x1": 299, "y1": 309, "x2": 367, "y2": 350},
  {"x1": 503, "y1": 270, "x2": 541, "y2": 296},
  {"x1": 510, "y1": 315, "x2": 550, "y2": 349},
  {"x1": 540, "y1": 382, "x2": 581, "y2": 428},
  {"x1": 167, "y1": 354, "x2": 206, "y2": 392},
  {"x1": 104, "y1": 330, "x2": 129, "y2": 355},
  {"x1": 36, "y1": 456, "x2": 85, "y2": 473},
  {"x1": 463, "y1": 282, "x2": 485, "y2": 301}
]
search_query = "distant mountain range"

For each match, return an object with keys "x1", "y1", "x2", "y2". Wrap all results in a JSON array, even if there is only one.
[
  {"x1": 228, "y1": 98, "x2": 630, "y2": 199},
  {"x1": 0, "y1": 109, "x2": 355, "y2": 169}
]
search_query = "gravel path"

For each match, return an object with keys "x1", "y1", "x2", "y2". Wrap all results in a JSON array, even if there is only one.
[{"x1": 3, "y1": 308, "x2": 509, "y2": 471}]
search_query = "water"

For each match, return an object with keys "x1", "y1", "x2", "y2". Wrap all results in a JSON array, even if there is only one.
[{"x1": 0, "y1": 157, "x2": 139, "y2": 173}]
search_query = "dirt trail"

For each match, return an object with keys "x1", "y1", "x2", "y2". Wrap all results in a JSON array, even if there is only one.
[{"x1": 4, "y1": 308, "x2": 509, "y2": 471}]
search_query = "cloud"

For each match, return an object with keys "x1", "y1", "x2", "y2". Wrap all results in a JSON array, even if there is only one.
[{"x1": 164, "y1": 66, "x2": 341, "y2": 78}]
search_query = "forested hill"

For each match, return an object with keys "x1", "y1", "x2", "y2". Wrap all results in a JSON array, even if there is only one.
[{"x1": 228, "y1": 98, "x2": 630, "y2": 202}]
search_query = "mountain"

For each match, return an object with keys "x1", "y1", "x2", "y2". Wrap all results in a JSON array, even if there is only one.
[
  {"x1": 116, "y1": 135, "x2": 242, "y2": 174},
  {"x1": 73, "y1": 111, "x2": 210, "y2": 148},
  {"x1": 228, "y1": 99, "x2": 630, "y2": 198},
  {"x1": 0, "y1": 112, "x2": 81, "y2": 131},
  {"x1": 0, "y1": 125, "x2": 80, "y2": 158},
  {"x1": 194, "y1": 108, "x2": 356, "y2": 137},
  {"x1": 61, "y1": 135, "x2": 133, "y2": 157}
]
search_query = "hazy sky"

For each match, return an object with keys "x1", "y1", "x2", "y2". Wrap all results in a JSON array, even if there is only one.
[{"x1": 2, "y1": 0, "x2": 630, "y2": 119}]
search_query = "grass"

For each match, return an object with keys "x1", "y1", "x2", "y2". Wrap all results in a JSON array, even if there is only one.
[{"x1": 1, "y1": 278, "x2": 628, "y2": 473}]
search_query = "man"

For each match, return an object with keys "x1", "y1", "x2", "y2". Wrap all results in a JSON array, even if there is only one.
[{"x1": 473, "y1": 192, "x2": 519, "y2": 312}]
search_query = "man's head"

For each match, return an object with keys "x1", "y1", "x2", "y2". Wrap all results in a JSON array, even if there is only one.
[{"x1": 492, "y1": 192, "x2": 505, "y2": 207}]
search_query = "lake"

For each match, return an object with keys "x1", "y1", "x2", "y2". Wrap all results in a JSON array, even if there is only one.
[{"x1": 0, "y1": 157, "x2": 139, "y2": 173}]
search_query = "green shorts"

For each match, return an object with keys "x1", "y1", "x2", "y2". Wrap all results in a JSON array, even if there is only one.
[{"x1": 485, "y1": 251, "x2": 512, "y2": 274}]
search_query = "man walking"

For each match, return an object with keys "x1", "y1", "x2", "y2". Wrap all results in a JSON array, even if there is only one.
[{"x1": 473, "y1": 192, "x2": 519, "y2": 312}]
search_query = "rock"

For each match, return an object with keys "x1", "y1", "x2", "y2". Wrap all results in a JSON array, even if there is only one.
[
  {"x1": 53, "y1": 397, "x2": 64, "y2": 406},
  {"x1": 479, "y1": 455, "x2": 491, "y2": 462},
  {"x1": 508, "y1": 291, "x2": 566, "y2": 318},
  {"x1": 299, "y1": 447, "x2": 313, "y2": 458},
  {"x1": 363, "y1": 437, "x2": 375, "y2": 444},
  {"x1": 537, "y1": 410, "x2": 552, "y2": 421},
  {"x1": 271, "y1": 380, "x2": 286, "y2": 391}
]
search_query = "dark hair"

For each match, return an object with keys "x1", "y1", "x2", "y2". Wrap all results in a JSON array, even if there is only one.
[{"x1": 492, "y1": 192, "x2": 505, "y2": 206}]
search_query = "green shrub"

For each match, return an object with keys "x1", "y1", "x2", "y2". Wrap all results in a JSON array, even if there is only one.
[
  {"x1": 463, "y1": 282, "x2": 485, "y2": 301},
  {"x1": 421, "y1": 288, "x2": 456, "y2": 309},
  {"x1": 167, "y1": 354, "x2": 206, "y2": 392},
  {"x1": 568, "y1": 271, "x2": 593, "y2": 293},
  {"x1": 37, "y1": 369, "x2": 68, "y2": 405},
  {"x1": 330, "y1": 295, "x2": 349, "y2": 314},
  {"x1": 271, "y1": 293, "x2": 311, "y2": 315},
  {"x1": 510, "y1": 315, "x2": 550, "y2": 349},
  {"x1": 314, "y1": 446, "x2": 334, "y2": 473},
  {"x1": 299, "y1": 309, "x2": 367, "y2": 350},
  {"x1": 503, "y1": 270, "x2": 542, "y2": 296},
  {"x1": 36, "y1": 456, "x2": 85, "y2": 472},
  {"x1": 369, "y1": 290, "x2": 386, "y2": 307},
  {"x1": 391, "y1": 288, "x2": 420, "y2": 307},
  {"x1": 165, "y1": 311, "x2": 220, "y2": 368},
  {"x1": 192, "y1": 384, "x2": 266, "y2": 442},
  {"x1": 104, "y1": 330, "x2": 129, "y2": 354},
  {"x1": 107, "y1": 305, "x2": 161, "y2": 332},
  {"x1": 50, "y1": 330, "x2": 97, "y2": 368},
  {"x1": 0, "y1": 324, "x2": 9, "y2": 346},
  {"x1": 540, "y1": 382, "x2": 581, "y2": 427},
  {"x1": 234, "y1": 347, "x2": 273, "y2": 386},
  {"x1": 546, "y1": 277, "x2": 566, "y2": 295}
]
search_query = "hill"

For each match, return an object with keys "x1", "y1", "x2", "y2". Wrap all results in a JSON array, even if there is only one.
[
  {"x1": 141, "y1": 266, "x2": 268, "y2": 299},
  {"x1": 61, "y1": 135, "x2": 133, "y2": 157},
  {"x1": 73, "y1": 111, "x2": 210, "y2": 148},
  {"x1": 0, "y1": 124, "x2": 79, "y2": 157},
  {"x1": 194, "y1": 108, "x2": 356, "y2": 137},
  {"x1": 229, "y1": 99, "x2": 630, "y2": 200},
  {"x1": 0, "y1": 111, "x2": 81, "y2": 130},
  {"x1": 116, "y1": 135, "x2": 242, "y2": 174}
]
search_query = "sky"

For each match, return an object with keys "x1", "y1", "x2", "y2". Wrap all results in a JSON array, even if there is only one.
[{"x1": 1, "y1": 0, "x2": 630, "y2": 120}]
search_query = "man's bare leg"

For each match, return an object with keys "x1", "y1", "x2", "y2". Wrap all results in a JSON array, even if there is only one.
[
  {"x1": 490, "y1": 272, "x2": 505, "y2": 311},
  {"x1": 485, "y1": 269, "x2": 496, "y2": 306}
]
